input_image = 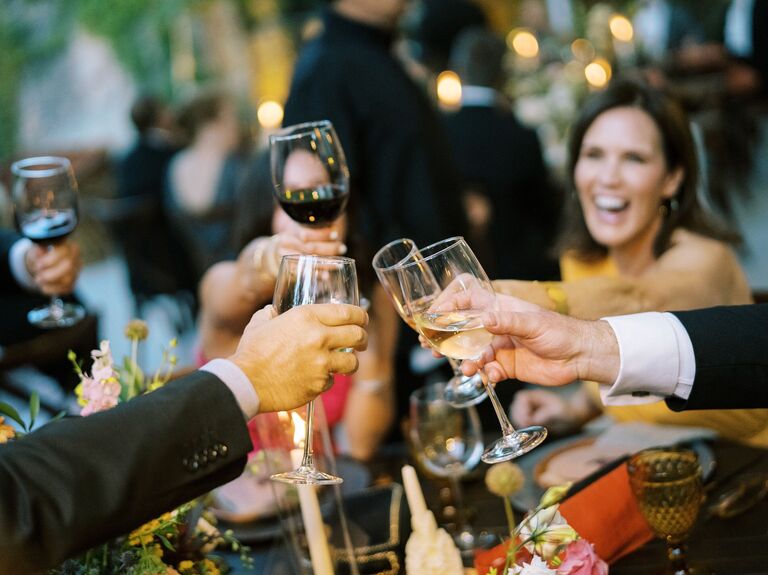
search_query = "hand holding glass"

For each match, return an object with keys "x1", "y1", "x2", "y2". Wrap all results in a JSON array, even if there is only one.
[
  {"x1": 397, "y1": 237, "x2": 547, "y2": 463},
  {"x1": 373, "y1": 238, "x2": 487, "y2": 407},
  {"x1": 271, "y1": 254, "x2": 359, "y2": 485},
  {"x1": 11, "y1": 156, "x2": 85, "y2": 328}
]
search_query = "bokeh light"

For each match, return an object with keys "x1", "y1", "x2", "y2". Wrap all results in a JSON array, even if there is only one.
[
  {"x1": 570, "y1": 38, "x2": 595, "y2": 62},
  {"x1": 585, "y1": 58, "x2": 612, "y2": 88},
  {"x1": 507, "y1": 28, "x2": 539, "y2": 58},
  {"x1": 609, "y1": 14, "x2": 634, "y2": 42},
  {"x1": 436, "y1": 71, "x2": 462, "y2": 107},
  {"x1": 257, "y1": 100, "x2": 284, "y2": 129}
]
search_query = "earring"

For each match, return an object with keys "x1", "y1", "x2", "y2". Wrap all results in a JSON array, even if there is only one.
[{"x1": 670, "y1": 197, "x2": 679, "y2": 212}]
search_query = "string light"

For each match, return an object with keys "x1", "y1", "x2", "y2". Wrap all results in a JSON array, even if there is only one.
[
  {"x1": 436, "y1": 71, "x2": 462, "y2": 107},
  {"x1": 507, "y1": 28, "x2": 539, "y2": 58},
  {"x1": 609, "y1": 14, "x2": 634, "y2": 42},
  {"x1": 585, "y1": 58, "x2": 612, "y2": 88}
]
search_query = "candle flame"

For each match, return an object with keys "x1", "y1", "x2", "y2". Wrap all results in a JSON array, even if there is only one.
[{"x1": 291, "y1": 411, "x2": 306, "y2": 447}]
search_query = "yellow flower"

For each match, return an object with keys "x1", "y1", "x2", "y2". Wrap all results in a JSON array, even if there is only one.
[
  {"x1": 178, "y1": 561, "x2": 194, "y2": 573},
  {"x1": 201, "y1": 559, "x2": 221, "y2": 575},
  {"x1": 0, "y1": 417, "x2": 16, "y2": 443},
  {"x1": 485, "y1": 461, "x2": 525, "y2": 497},
  {"x1": 124, "y1": 319, "x2": 149, "y2": 341}
]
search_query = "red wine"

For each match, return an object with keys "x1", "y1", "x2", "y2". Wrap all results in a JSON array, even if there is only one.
[
  {"x1": 276, "y1": 184, "x2": 348, "y2": 226},
  {"x1": 19, "y1": 209, "x2": 78, "y2": 243}
]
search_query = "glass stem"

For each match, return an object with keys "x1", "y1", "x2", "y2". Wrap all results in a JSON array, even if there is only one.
[
  {"x1": 449, "y1": 474, "x2": 469, "y2": 532},
  {"x1": 667, "y1": 541, "x2": 691, "y2": 575},
  {"x1": 446, "y1": 357, "x2": 463, "y2": 376},
  {"x1": 480, "y1": 368, "x2": 515, "y2": 437},
  {"x1": 301, "y1": 397, "x2": 318, "y2": 470},
  {"x1": 49, "y1": 296, "x2": 65, "y2": 319}
]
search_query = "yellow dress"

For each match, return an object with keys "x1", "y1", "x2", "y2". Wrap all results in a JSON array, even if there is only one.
[{"x1": 561, "y1": 253, "x2": 768, "y2": 447}]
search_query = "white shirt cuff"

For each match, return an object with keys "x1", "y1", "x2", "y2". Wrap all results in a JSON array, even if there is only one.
[
  {"x1": 9, "y1": 238, "x2": 38, "y2": 291},
  {"x1": 600, "y1": 311, "x2": 693, "y2": 405},
  {"x1": 200, "y1": 358, "x2": 260, "y2": 419}
]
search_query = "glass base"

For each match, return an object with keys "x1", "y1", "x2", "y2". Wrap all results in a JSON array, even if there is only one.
[
  {"x1": 453, "y1": 527, "x2": 497, "y2": 556},
  {"x1": 481, "y1": 426, "x2": 548, "y2": 463},
  {"x1": 271, "y1": 466, "x2": 343, "y2": 485},
  {"x1": 28, "y1": 302, "x2": 85, "y2": 329},
  {"x1": 444, "y1": 373, "x2": 487, "y2": 407}
]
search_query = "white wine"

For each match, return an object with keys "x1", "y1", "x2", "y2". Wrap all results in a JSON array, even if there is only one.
[{"x1": 415, "y1": 310, "x2": 493, "y2": 360}]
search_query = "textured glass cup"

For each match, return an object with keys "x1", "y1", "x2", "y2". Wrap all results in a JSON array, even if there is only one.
[{"x1": 628, "y1": 448, "x2": 704, "y2": 575}]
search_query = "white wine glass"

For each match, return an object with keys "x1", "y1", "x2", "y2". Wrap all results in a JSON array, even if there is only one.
[
  {"x1": 409, "y1": 382, "x2": 490, "y2": 556},
  {"x1": 397, "y1": 237, "x2": 547, "y2": 463},
  {"x1": 270, "y1": 120, "x2": 349, "y2": 227},
  {"x1": 270, "y1": 254, "x2": 359, "y2": 485},
  {"x1": 373, "y1": 238, "x2": 487, "y2": 407},
  {"x1": 11, "y1": 156, "x2": 85, "y2": 328}
]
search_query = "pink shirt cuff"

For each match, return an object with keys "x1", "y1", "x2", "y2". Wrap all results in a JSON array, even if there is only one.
[{"x1": 200, "y1": 358, "x2": 260, "y2": 419}]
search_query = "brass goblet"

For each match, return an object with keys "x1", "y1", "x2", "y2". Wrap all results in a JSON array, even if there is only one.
[{"x1": 628, "y1": 448, "x2": 704, "y2": 575}]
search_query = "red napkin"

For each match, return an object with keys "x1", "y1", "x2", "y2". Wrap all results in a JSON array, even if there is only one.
[{"x1": 559, "y1": 461, "x2": 654, "y2": 564}]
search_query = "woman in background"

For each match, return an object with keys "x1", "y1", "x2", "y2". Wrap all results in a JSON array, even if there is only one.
[{"x1": 498, "y1": 78, "x2": 763, "y2": 444}]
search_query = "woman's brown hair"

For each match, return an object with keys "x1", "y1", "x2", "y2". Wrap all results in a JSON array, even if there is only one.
[{"x1": 556, "y1": 77, "x2": 739, "y2": 261}]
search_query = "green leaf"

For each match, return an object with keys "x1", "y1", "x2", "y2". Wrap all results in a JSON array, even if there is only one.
[
  {"x1": 49, "y1": 411, "x2": 66, "y2": 423},
  {"x1": 29, "y1": 391, "x2": 39, "y2": 430},
  {"x1": 156, "y1": 533, "x2": 175, "y2": 552},
  {"x1": 0, "y1": 401, "x2": 26, "y2": 429}
]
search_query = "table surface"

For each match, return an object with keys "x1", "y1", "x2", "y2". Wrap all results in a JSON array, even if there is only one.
[{"x1": 224, "y1": 439, "x2": 768, "y2": 574}]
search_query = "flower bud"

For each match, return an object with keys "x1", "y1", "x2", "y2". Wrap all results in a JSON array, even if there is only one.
[
  {"x1": 539, "y1": 482, "x2": 572, "y2": 509},
  {"x1": 124, "y1": 319, "x2": 149, "y2": 341}
]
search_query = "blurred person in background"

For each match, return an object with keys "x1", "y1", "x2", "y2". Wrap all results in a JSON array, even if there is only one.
[
  {"x1": 442, "y1": 27, "x2": 561, "y2": 281},
  {"x1": 165, "y1": 89, "x2": 245, "y2": 286},
  {"x1": 0, "y1": 229, "x2": 92, "y2": 395},
  {"x1": 495, "y1": 79, "x2": 765, "y2": 444},
  {"x1": 114, "y1": 95, "x2": 194, "y2": 317},
  {"x1": 282, "y1": 0, "x2": 466, "y2": 250}
]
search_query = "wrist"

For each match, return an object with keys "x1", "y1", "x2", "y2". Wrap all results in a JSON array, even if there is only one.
[{"x1": 578, "y1": 320, "x2": 621, "y2": 385}]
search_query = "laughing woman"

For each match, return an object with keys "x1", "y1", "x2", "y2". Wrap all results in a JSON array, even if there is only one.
[{"x1": 497, "y1": 78, "x2": 765, "y2": 445}]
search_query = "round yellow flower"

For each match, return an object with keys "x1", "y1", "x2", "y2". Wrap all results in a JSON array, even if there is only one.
[
  {"x1": 485, "y1": 461, "x2": 525, "y2": 497},
  {"x1": 124, "y1": 319, "x2": 149, "y2": 341},
  {"x1": 0, "y1": 417, "x2": 16, "y2": 444}
]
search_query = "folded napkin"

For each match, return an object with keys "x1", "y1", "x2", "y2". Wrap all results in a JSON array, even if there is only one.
[{"x1": 558, "y1": 457, "x2": 653, "y2": 564}]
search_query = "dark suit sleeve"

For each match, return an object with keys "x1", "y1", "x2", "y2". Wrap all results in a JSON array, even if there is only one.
[
  {"x1": 666, "y1": 304, "x2": 768, "y2": 411},
  {"x1": 0, "y1": 230, "x2": 23, "y2": 294},
  {"x1": 0, "y1": 371, "x2": 252, "y2": 573}
]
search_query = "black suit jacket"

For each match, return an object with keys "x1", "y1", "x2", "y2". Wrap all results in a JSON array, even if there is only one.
[
  {"x1": 0, "y1": 371, "x2": 252, "y2": 573},
  {"x1": 666, "y1": 304, "x2": 768, "y2": 411},
  {"x1": 0, "y1": 230, "x2": 23, "y2": 296}
]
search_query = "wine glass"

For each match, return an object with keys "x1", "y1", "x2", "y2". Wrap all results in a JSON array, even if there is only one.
[
  {"x1": 270, "y1": 254, "x2": 359, "y2": 485},
  {"x1": 409, "y1": 382, "x2": 489, "y2": 556},
  {"x1": 397, "y1": 237, "x2": 547, "y2": 463},
  {"x1": 628, "y1": 448, "x2": 705, "y2": 575},
  {"x1": 11, "y1": 156, "x2": 85, "y2": 328},
  {"x1": 373, "y1": 238, "x2": 487, "y2": 407},
  {"x1": 269, "y1": 120, "x2": 349, "y2": 227}
]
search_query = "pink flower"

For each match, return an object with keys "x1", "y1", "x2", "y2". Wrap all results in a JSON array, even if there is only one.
[{"x1": 558, "y1": 540, "x2": 608, "y2": 575}]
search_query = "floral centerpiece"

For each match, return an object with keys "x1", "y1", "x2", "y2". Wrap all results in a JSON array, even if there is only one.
[
  {"x1": 0, "y1": 321, "x2": 251, "y2": 575},
  {"x1": 477, "y1": 463, "x2": 608, "y2": 575}
]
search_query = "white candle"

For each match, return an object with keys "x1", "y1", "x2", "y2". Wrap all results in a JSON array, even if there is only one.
[
  {"x1": 291, "y1": 449, "x2": 334, "y2": 575},
  {"x1": 401, "y1": 464, "x2": 428, "y2": 519}
]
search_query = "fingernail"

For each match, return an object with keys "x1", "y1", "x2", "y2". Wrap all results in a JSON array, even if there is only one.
[
  {"x1": 329, "y1": 230, "x2": 339, "y2": 240},
  {"x1": 339, "y1": 244, "x2": 347, "y2": 254}
]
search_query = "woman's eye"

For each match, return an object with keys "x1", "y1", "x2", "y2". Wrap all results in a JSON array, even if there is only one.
[
  {"x1": 625, "y1": 152, "x2": 646, "y2": 163},
  {"x1": 581, "y1": 148, "x2": 603, "y2": 159}
]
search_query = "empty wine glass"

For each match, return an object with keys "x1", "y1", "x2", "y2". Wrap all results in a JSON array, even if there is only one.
[
  {"x1": 628, "y1": 448, "x2": 705, "y2": 575},
  {"x1": 270, "y1": 120, "x2": 349, "y2": 227},
  {"x1": 397, "y1": 237, "x2": 547, "y2": 463},
  {"x1": 373, "y1": 238, "x2": 487, "y2": 407},
  {"x1": 11, "y1": 156, "x2": 85, "y2": 328},
  {"x1": 271, "y1": 254, "x2": 359, "y2": 485},
  {"x1": 409, "y1": 382, "x2": 490, "y2": 556}
]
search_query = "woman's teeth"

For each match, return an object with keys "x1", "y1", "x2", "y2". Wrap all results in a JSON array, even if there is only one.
[{"x1": 594, "y1": 195, "x2": 629, "y2": 212}]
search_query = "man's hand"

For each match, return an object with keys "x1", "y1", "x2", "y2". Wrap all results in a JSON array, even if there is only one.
[
  {"x1": 24, "y1": 240, "x2": 81, "y2": 295},
  {"x1": 229, "y1": 303, "x2": 368, "y2": 413},
  {"x1": 461, "y1": 309, "x2": 620, "y2": 387}
]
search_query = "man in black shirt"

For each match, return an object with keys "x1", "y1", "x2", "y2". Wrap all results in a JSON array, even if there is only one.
[{"x1": 283, "y1": 0, "x2": 466, "y2": 249}]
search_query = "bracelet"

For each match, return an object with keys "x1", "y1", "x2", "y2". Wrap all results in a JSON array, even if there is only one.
[{"x1": 541, "y1": 281, "x2": 569, "y2": 315}]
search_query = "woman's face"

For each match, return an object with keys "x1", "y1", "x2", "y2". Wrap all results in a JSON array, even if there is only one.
[{"x1": 574, "y1": 106, "x2": 683, "y2": 254}]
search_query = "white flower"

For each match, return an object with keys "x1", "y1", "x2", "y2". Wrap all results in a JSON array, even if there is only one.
[
  {"x1": 517, "y1": 554, "x2": 557, "y2": 575},
  {"x1": 519, "y1": 505, "x2": 579, "y2": 561}
]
